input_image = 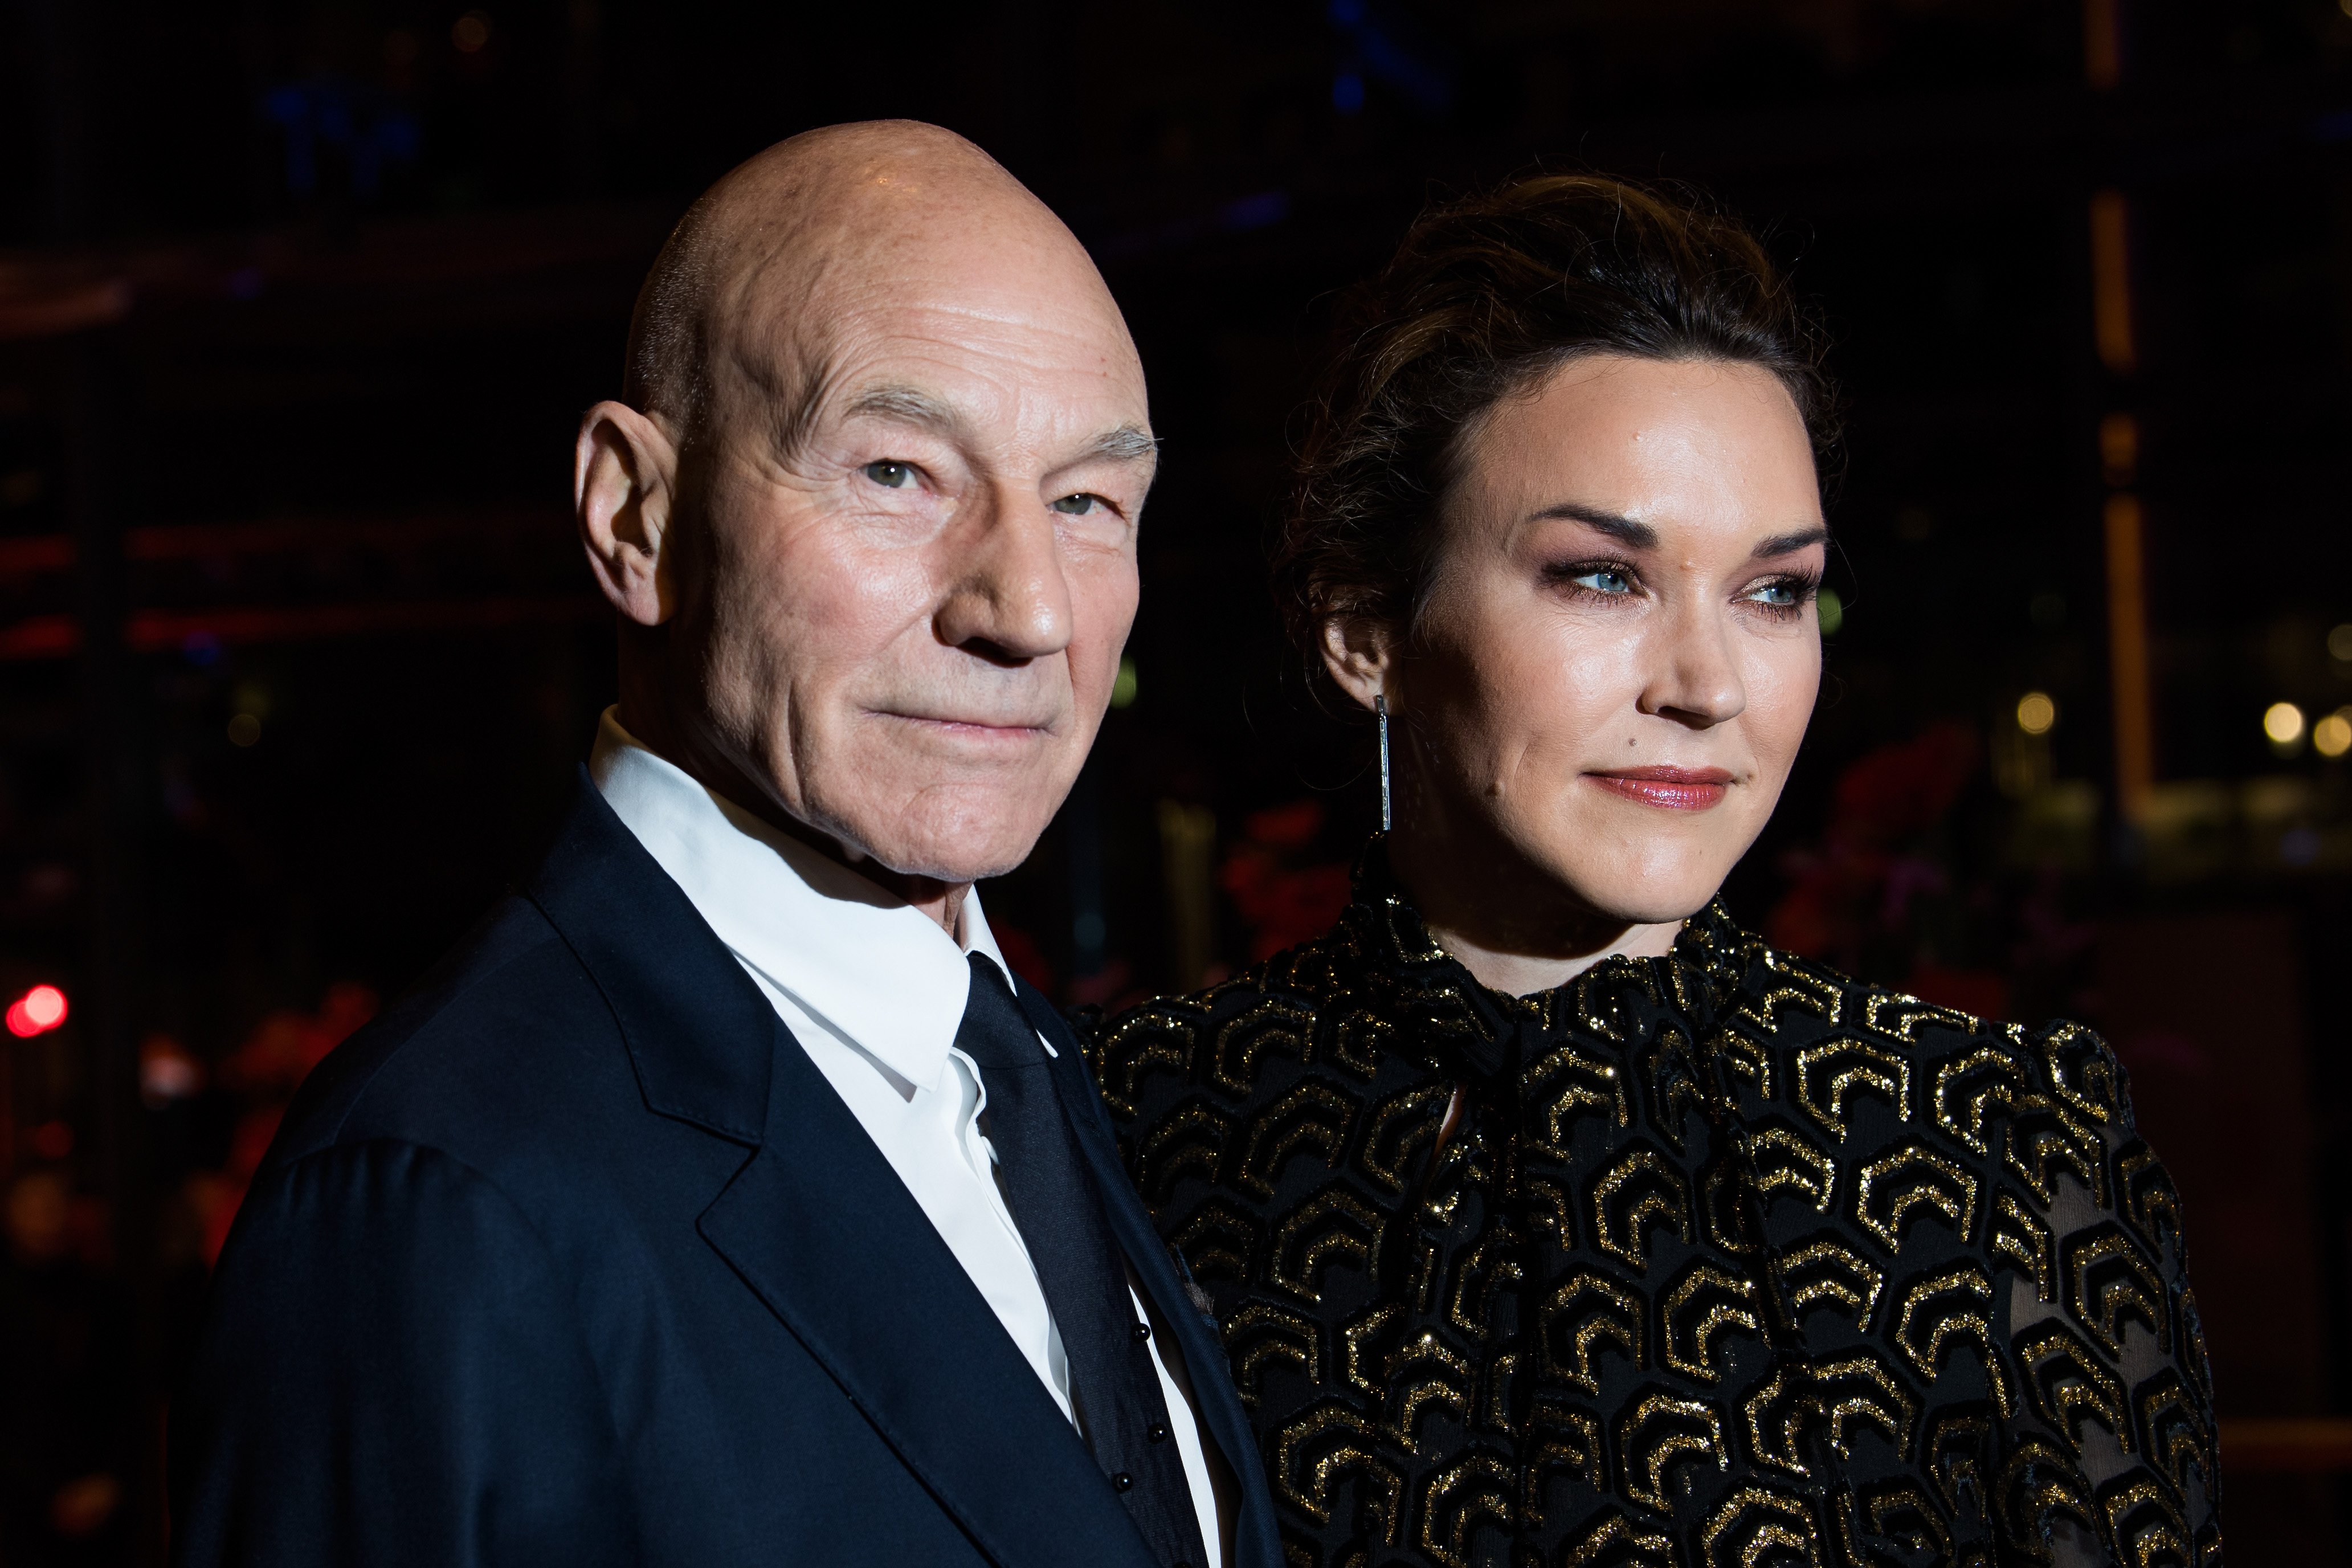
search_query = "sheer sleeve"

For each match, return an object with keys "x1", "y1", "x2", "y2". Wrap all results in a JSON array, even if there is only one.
[{"x1": 1989, "y1": 1019, "x2": 2221, "y2": 1565}]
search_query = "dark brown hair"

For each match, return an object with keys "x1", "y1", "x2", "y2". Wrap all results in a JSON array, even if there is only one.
[{"x1": 1272, "y1": 173, "x2": 1836, "y2": 676}]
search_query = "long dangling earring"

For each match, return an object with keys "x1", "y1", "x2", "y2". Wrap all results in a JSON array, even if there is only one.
[{"x1": 1375, "y1": 693, "x2": 1393, "y2": 833}]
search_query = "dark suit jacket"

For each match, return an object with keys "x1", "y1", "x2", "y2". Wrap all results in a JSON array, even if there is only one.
[{"x1": 170, "y1": 774, "x2": 1280, "y2": 1568}]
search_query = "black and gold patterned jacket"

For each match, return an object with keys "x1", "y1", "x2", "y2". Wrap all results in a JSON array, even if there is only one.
[{"x1": 1092, "y1": 847, "x2": 2218, "y2": 1568}]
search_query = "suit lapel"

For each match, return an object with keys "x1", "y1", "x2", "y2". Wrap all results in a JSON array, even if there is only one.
[
  {"x1": 529, "y1": 775, "x2": 1154, "y2": 1568},
  {"x1": 699, "y1": 1028, "x2": 1157, "y2": 1568},
  {"x1": 1016, "y1": 983, "x2": 1285, "y2": 1568}
]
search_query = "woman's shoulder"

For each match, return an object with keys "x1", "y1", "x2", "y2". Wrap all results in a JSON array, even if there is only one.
[
  {"x1": 1087, "y1": 924, "x2": 1374, "y2": 1122},
  {"x1": 1728, "y1": 941, "x2": 2132, "y2": 1115}
]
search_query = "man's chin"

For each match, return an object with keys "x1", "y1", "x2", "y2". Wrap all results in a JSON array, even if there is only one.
[{"x1": 812, "y1": 792, "x2": 1063, "y2": 889}]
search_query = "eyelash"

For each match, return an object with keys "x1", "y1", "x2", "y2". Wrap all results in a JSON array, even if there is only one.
[{"x1": 1544, "y1": 558, "x2": 1823, "y2": 621}]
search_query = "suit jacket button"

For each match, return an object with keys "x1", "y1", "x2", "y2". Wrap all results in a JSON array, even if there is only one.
[
  {"x1": 1148, "y1": 1423, "x2": 1169, "y2": 1443},
  {"x1": 1112, "y1": 1473, "x2": 1134, "y2": 1492},
  {"x1": 1132, "y1": 1322, "x2": 1151, "y2": 1341}
]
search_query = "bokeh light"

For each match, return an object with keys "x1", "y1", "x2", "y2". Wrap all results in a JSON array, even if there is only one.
[
  {"x1": 2330, "y1": 622, "x2": 2352, "y2": 663},
  {"x1": 452, "y1": 11, "x2": 492, "y2": 52},
  {"x1": 2264, "y1": 701, "x2": 2306, "y2": 749},
  {"x1": 6, "y1": 983, "x2": 68, "y2": 1038},
  {"x1": 2015, "y1": 692, "x2": 2057, "y2": 736},
  {"x1": 1816, "y1": 587, "x2": 1843, "y2": 636},
  {"x1": 2315, "y1": 709, "x2": 2352, "y2": 760}
]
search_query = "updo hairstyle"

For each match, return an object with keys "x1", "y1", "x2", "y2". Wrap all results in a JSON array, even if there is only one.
[{"x1": 1272, "y1": 173, "x2": 1838, "y2": 684}]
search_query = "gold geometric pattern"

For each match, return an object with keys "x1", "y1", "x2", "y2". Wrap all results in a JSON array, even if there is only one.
[
  {"x1": 1854, "y1": 1144, "x2": 1979, "y2": 1250},
  {"x1": 1095, "y1": 850, "x2": 2220, "y2": 1565},
  {"x1": 1615, "y1": 1392, "x2": 1728, "y2": 1512}
]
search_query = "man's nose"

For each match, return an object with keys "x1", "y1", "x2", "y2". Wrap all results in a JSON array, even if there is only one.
[
  {"x1": 932, "y1": 484, "x2": 1074, "y2": 663},
  {"x1": 1637, "y1": 600, "x2": 1748, "y2": 729}
]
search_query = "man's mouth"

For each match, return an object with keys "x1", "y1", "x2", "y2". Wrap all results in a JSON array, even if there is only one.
[
  {"x1": 1584, "y1": 765, "x2": 1736, "y2": 811},
  {"x1": 871, "y1": 709, "x2": 1057, "y2": 740}
]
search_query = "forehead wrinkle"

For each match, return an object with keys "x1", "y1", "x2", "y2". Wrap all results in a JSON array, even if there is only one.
[{"x1": 699, "y1": 217, "x2": 1142, "y2": 485}]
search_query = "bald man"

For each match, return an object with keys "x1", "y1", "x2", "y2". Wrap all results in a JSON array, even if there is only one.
[{"x1": 170, "y1": 124, "x2": 1279, "y2": 1568}]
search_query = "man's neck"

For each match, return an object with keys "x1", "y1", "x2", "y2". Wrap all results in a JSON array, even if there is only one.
[{"x1": 613, "y1": 693, "x2": 971, "y2": 939}]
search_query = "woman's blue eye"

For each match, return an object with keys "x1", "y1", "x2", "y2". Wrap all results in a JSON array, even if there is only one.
[
  {"x1": 1747, "y1": 579, "x2": 1807, "y2": 607},
  {"x1": 1572, "y1": 568, "x2": 1634, "y2": 595},
  {"x1": 862, "y1": 460, "x2": 918, "y2": 489}
]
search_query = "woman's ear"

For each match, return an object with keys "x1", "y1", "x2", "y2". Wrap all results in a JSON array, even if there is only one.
[
  {"x1": 575, "y1": 401, "x2": 681, "y2": 627},
  {"x1": 1320, "y1": 615, "x2": 1394, "y2": 712}
]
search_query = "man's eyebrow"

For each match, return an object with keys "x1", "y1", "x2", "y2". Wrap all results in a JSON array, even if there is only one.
[
  {"x1": 1753, "y1": 526, "x2": 1830, "y2": 558},
  {"x1": 842, "y1": 383, "x2": 966, "y2": 436},
  {"x1": 838, "y1": 388, "x2": 1155, "y2": 468},
  {"x1": 1073, "y1": 425, "x2": 1160, "y2": 466},
  {"x1": 1529, "y1": 502, "x2": 1659, "y2": 550}
]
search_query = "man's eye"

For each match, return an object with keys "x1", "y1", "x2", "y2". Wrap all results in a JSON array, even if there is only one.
[
  {"x1": 862, "y1": 460, "x2": 920, "y2": 490},
  {"x1": 1048, "y1": 492, "x2": 1105, "y2": 516}
]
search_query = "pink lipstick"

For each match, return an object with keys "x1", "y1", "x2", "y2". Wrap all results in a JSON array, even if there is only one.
[{"x1": 1586, "y1": 766, "x2": 1734, "y2": 811}]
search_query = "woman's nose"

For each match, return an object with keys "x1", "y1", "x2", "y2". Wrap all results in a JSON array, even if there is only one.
[{"x1": 1638, "y1": 606, "x2": 1748, "y2": 728}]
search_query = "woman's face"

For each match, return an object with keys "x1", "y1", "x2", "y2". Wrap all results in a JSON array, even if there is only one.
[{"x1": 1343, "y1": 354, "x2": 1826, "y2": 931}]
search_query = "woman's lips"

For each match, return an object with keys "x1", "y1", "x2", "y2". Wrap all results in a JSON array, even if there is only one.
[{"x1": 1585, "y1": 766, "x2": 1736, "y2": 811}]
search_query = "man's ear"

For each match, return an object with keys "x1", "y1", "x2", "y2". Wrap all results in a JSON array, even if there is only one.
[
  {"x1": 1319, "y1": 615, "x2": 1394, "y2": 713},
  {"x1": 574, "y1": 401, "x2": 681, "y2": 627}
]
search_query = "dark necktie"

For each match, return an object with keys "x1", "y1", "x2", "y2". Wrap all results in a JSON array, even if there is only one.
[{"x1": 956, "y1": 954, "x2": 1210, "y2": 1568}]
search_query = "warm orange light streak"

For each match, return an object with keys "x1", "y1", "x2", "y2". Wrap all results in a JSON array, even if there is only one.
[
  {"x1": 2099, "y1": 411, "x2": 2138, "y2": 485},
  {"x1": 2105, "y1": 493, "x2": 2153, "y2": 820},
  {"x1": 2083, "y1": 0, "x2": 2123, "y2": 89},
  {"x1": 2090, "y1": 191, "x2": 2137, "y2": 374}
]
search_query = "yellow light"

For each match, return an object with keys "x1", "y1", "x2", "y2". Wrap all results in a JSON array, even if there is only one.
[
  {"x1": 1109, "y1": 657, "x2": 1138, "y2": 710},
  {"x1": 227, "y1": 712, "x2": 262, "y2": 747},
  {"x1": 1816, "y1": 587, "x2": 1843, "y2": 636},
  {"x1": 2015, "y1": 692, "x2": 2057, "y2": 736},
  {"x1": 2316, "y1": 710, "x2": 2352, "y2": 760},
  {"x1": 2330, "y1": 623, "x2": 2352, "y2": 663},
  {"x1": 2264, "y1": 701, "x2": 2306, "y2": 746},
  {"x1": 2097, "y1": 413, "x2": 2137, "y2": 485}
]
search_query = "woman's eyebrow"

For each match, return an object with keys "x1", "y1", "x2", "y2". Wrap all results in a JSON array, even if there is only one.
[
  {"x1": 1528, "y1": 501, "x2": 1658, "y2": 549},
  {"x1": 1751, "y1": 526, "x2": 1829, "y2": 558}
]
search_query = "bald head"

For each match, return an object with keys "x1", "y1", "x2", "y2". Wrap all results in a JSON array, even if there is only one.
[
  {"x1": 575, "y1": 120, "x2": 1154, "y2": 917},
  {"x1": 624, "y1": 121, "x2": 1125, "y2": 451}
]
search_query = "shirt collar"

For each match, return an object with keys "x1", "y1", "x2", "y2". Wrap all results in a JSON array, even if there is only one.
[{"x1": 587, "y1": 708, "x2": 1010, "y2": 1096}]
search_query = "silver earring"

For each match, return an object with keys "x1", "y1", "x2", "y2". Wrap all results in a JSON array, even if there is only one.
[{"x1": 1375, "y1": 693, "x2": 1392, "y2": 832}]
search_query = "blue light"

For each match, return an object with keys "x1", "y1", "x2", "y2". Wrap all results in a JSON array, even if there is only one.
[
  {"x1": 1219, "y1": 191, "x2": 1291, "y2": 232},
  {"x1": 1332, "y1": 71, "x2": 1366, "y2": 113}
]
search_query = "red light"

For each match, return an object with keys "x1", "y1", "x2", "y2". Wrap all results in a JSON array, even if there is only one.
[{"x1": 6, "y1": 985, "x2": 67, "y2": 1038}]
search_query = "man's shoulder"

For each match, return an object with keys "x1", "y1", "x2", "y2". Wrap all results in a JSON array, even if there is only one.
[{"x1": 264, "y1": 891, "x2": 631, "y2": 1177}]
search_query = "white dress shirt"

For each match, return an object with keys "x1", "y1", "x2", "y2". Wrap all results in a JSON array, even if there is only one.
[{"x1": 590, "y1": 712, "x2": 1226, "y2": 1565}]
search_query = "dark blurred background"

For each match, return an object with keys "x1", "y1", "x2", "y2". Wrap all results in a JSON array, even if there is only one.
[{"x1": 1, "y1": 0, "x2": 2348, "y2": 1560}]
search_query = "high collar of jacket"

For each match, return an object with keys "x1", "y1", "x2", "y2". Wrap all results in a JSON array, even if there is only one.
[{"x1": 1333, "y1": 834, "x2": 1757, "y2": 1081}]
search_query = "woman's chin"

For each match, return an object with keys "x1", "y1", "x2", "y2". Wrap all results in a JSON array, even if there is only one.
[{"x1": 1541, "y1": 850, "x2": 1739, "y2": 931}]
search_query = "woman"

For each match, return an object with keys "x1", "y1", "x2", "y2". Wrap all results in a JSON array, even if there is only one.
[{"x1": 1096, "y1": 177, "x2": 2215, "y2": 1567}]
